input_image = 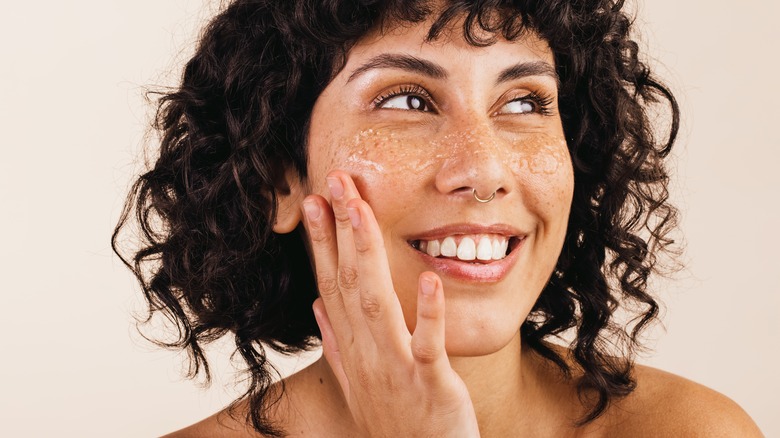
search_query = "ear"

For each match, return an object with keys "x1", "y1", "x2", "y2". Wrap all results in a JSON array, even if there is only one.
[{"x1": 272, "y1": 168, "x2": 306, "y2": 234}]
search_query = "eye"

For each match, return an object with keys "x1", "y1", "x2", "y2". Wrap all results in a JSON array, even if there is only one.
[
  {"x1": 496, "y1": 92, "x2": 554, "y2": 116},
  {"x1": 381, "y1": 95, "x2": 431, "y2": 111},
  {"x1": 501, "y1": 99, "x2": 536, "y2": 114},
  {"x1": 374, "y1": 84, "x2": 435, "y2": 113}
]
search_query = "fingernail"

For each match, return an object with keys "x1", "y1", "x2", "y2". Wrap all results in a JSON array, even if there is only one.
[
  {"x1": 347, "y1": 206, "x2": 361, "y2": 228},
  {"x1": 421, "y1": 277, "x2": 436, "y2": 296},
  {"x1": 326, "y1": 176, "x2": 344, "y2": 200},
  {"x1": 302, "y1": 200, "x2": 321, "y2": 221}
]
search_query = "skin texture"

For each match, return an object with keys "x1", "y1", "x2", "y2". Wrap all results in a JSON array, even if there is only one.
[
  {"x1": 297, "y1": 21, "x2": 574, "y2": 359},
  {"x1": 164, "y1": 16, "x2": 765, "y2": 438}
]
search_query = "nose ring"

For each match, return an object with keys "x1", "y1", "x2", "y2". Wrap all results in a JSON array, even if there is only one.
[{"x1": 472, "y1": 189, "x2": 496, "y2": 203}]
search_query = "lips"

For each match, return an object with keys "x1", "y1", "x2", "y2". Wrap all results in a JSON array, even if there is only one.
[{"x1": 405, "y1": 224, "x2": 526, "y2": 282}]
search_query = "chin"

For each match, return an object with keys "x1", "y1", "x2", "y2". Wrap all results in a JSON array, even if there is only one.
[
  {"x1": 395, "y1": 270, "x2": 542, "y2": 358},
  {"x1": 443, "y1": 325, "x2": 522, "y2": 358},
  {"x1": 441, "y1": 303, "x2": 528, "y2": 357}
]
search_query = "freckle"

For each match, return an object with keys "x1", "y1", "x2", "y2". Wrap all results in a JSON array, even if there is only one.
[
  {"x1": 334, "y1": 129, "x2": 569, "y2": 185},
  {"x1": 319, "y1": 378, "x2": 323, "y2": 384},
  {"x1": 507, "y1": 134, "x2": 568, "y2": 176}
]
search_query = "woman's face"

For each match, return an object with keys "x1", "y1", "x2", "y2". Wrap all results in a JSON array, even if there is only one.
[{"x1": 303, "y1": 19, "x2": 573, "y2": 357}]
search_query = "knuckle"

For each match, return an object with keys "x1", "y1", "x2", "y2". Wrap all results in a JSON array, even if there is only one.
[
  {"x1": 354, "y1": 362, "x2": 372, "y2": 388},
  {"x1": 338, "y1": 265, "x2": 360, "y2": 290},
  {"x1": 333, "y1": 210, "x2": 352, "y2": 228},
  {"x1": 309, "y1": 227, "x2": 332, "y2": 244},
  {"x1": 353, "y1": 238, "x2": 372, "y2": 254},
  {"x1": 360, "y1": 294, "x2": 382, "y2": 320},
  {"x1": 412, "y1": 343, "x2": 440, "y2": 365},
  {"x1": 380, "y1": 371, "x2": 399, "y2": 392},
  {"x1": 317, "y1": 276, "x2": 340, "y2": 298},
  {"x1": 418, "y1": 306, "x2": 441, "y2": 321}
]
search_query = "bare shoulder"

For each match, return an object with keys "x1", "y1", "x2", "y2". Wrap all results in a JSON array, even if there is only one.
[
  {"x1": 159, "y1": 359, "x2": 342, "y2": 438},
  {"x1": 601, "y1": 364, "x2": 764, "y2": 437},
  {"x1": 160, "y1": 401, "x2": 262, "y2": 438}
]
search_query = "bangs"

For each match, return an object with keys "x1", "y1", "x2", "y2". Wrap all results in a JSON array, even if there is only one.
[{"x1": 376, "y1": 0, "x2": 530, "y2": 46}]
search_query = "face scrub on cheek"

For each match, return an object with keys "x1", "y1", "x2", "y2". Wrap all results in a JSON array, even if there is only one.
[
  {"x1": 340, "y1": 128, "x2": 570, "y2": 179},
  {"x1": 344, "y1": 129, "x2": 442, "y2": 175}
]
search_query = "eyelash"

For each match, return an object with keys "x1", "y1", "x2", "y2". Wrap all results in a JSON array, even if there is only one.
[
  {"x1": 372, "y1": 84, "x2": 434, "y2": 111},
  {"x1": 505, "y1": 91, "x2": 555, "y2": 116},
  {"x1": 373, "y1": 84, "x2": 555, "y2": 116}
]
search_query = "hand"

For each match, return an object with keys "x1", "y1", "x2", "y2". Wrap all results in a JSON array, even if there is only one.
[{"x1": 301, "y1": 170, "x2": 481, "y2": 438}]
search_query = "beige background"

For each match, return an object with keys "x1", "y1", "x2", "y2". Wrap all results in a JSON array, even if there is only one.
[{"x1": 0, "y1": 0, "x2": 777, "y2": 436}]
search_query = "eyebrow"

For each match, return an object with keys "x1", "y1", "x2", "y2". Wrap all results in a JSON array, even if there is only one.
[
  {"x1": 346, "y1": 53, "x2": 559, "y2": 86},
  {"x1": 347, "y1": 54, "x2": 447, "y2": 82},
  {"x1": 496, "y1": 61, "x2": 559, "y2": 86}
]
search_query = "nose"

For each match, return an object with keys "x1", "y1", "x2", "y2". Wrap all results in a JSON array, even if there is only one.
[{"x1": 434, "y1": 126, "x2": 513, "y2": 202}]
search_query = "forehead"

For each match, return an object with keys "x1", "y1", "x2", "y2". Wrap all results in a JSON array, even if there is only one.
[
  {"x1": 338, "y1": 23, "x2": 558, "y2": 89},
  {"x1": 343, "y1": 13, "x2": 555, "y2": 72}
]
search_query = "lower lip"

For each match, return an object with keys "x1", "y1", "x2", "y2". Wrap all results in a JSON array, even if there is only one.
[{"x1": 409, "y1": 238, "x2": 524, "y2": 283}]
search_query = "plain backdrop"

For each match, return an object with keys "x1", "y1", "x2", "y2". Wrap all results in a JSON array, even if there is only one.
[{"x1": 1, "y1": 1, "x2": 778, "y2": 436}]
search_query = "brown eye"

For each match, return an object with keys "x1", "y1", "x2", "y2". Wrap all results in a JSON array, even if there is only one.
[
  {"x1": 496, "y1": 92, "x2": 555, "y2": 116},
  {"x1": 380, "y1": 94, "x2": 432, "y2": 112}
]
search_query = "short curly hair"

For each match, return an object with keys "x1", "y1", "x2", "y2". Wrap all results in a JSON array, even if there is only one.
[{"x1": 113, "y1": 0, "x2": 680, "y2": 435}]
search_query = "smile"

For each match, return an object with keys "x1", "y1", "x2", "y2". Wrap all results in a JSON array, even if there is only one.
[
  {"x1": 405, "y1": 224, "x2": 526, "y2": 282},
  {"x1": 409, "y1": 234, "x2": 523, "y2": 263}
]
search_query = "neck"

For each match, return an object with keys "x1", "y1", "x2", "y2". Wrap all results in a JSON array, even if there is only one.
[
  {"x1": 450, "y1": 333, "x2": 577, "y2": 436},
  {"x1": 450, "y1": 331, "x2": 527, "y2": 434},
  {"x1": 304, "y1": 332, "x2": 574, "y2": 436}
]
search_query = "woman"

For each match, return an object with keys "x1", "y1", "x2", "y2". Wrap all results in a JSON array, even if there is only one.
[{"x1": 114, "y1": 0, "x2": 763, "y2": 436}]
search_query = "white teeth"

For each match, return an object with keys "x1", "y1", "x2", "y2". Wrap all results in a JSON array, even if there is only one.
[
  {"x1": 477, "y1": 237, "x2": 493, "y2": 261},
  {"x1": 440, "y1": 237, "x2": 457, "y2": 257},
  {"x1": 416, "y1": 235, "x2": 512, "y2": 261},
  {"x1": 456, "y1": 237, "x2": 476, "y2": 260},
  {"x1": 426, "y1": 239, "x2": 441, "y2": 257},
  {"x1": 492, "y1": 239, "x2": 503, "y2": 259}
]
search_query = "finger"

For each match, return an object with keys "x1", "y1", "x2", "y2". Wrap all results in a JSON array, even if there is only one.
[
  {"x1": 302, "y1": 194, "x2": 353, "y2": 347},
  {"x1": 312, "y1": 298, "x2": 350, "y2": 397},
  {"x1": 326, "y1": 171, "x2": 372, "y2": 335},
  {"x1": 347, "y1": 197, "x2": 411, "y2": 352},
  {"x1": 411, "y1": 272, "x2": 451, "y2": 383}
]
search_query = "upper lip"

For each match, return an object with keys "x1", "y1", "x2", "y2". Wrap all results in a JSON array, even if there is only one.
[{"x1": 404, "y1": 223, "x2": 526, "y2": 242}]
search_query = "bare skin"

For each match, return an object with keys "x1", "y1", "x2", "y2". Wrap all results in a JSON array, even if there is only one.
[
  {"x1": 162, "y1": 14, "x2": 764, "y2": 438},
  {"x1": 162, "y1": 170, "x2": 764, "y2": 438},
  {"x1": 165, "y1": 350, "x2": 764, "y2": 437}
]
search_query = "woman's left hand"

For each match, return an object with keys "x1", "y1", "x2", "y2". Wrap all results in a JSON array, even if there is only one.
[{"x1": 301, "y1": 170, "x2": 481, "y2": 437}]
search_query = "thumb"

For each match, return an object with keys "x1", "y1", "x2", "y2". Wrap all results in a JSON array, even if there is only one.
[{"x1": 411, "y1": 272, "x2": 450, "y2": 385}]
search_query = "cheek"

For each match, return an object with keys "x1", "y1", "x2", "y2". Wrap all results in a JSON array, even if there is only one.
[
  {"x1": 312, "y1": 129, "x2": 436, "y2": 203},
  {"x1": 344, "y1": 129, "x2": 439, "y2": 176},
  {"x1": 511, "y1": 135, "x2": 570, "y2": 176},
  {"x1": 310, "y1": 128, "x2": 573, "y2": 214},
  {"x1": 506, "y1": 134, "x2": 574, "y2": 214}
]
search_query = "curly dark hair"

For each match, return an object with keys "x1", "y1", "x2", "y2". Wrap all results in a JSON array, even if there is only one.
[{"x1": 113, "y1": 0, "x2": 679, "y2": 435}]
